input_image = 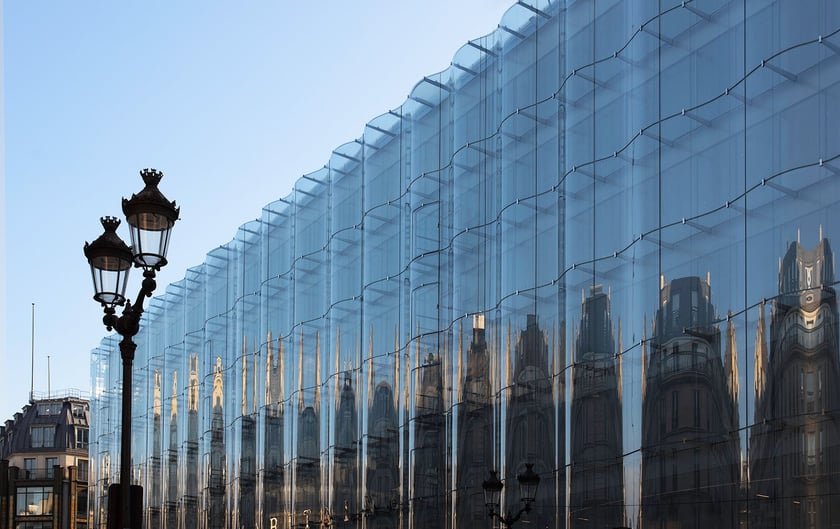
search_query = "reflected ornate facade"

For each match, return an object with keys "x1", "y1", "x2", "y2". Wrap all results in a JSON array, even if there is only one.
[
  {"x1": 570, "y1": 286, "x2": 625, "y2": 528},
  {"x1": 751, "y1": 236, "x2": 840, "y2": 529},
  {"x1": 641, "y1": 277, "x2": 740, "y2": 528},
  {"x1": 88, "y1": 1, "x2": 840, "y2": 528},
  {"x1": 505, "y1": 315, "x2": 559, "y2": 526},
  {"x1": 455, "y1": 315, "x2": 494, "y2": 528},
  {"x1": 413, "y1": 352, "x2": 445, "y2": 528}
]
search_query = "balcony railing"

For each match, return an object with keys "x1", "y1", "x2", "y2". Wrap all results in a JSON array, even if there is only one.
[{"x1": 18, "y1": 467, "x2": 59, "y2": 480}]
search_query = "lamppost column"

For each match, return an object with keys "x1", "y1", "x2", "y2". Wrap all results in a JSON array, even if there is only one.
[
  {"x1": 84, "y1": 168, "x2": 179, "y2": 529},
  {"x1": 120, "y1": 337, "x2": 136, "y2": 529}
]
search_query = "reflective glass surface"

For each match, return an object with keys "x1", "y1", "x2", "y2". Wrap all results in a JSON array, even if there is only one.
[{"x1": 90, "y1": 1, "x2": 840, "y2": 528}]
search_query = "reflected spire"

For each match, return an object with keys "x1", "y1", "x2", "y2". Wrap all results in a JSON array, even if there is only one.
[
  {"x1": 279, "y1": 336, "x2": 285, "y2": 413},
  {"x1": 154, "y1": 369, "x2": 162, "y2": 417},
  {"x1": 171, "y1": 371, "x2": 178, "y2": 420},
  {"x1": 725, "y1": 311, "x2": 739, "y2": 405},
  {"x1": 754, "y1": 301, "x2": 767, "y2": 409},
  {"x1": 213, "y1": 356, "x2": 224, "y2": 409},
  {"x1": 189, "y1": 354, "x2": 199, "y2": 412}
]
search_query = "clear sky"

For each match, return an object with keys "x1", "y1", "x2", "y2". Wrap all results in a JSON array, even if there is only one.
[{"x1": 1, "y1": 1, "x2": 515, "y2": 422}]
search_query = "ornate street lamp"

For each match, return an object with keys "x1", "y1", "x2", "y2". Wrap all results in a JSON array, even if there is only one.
[
  {"x1": 84, "y1": 168, "x2": 179, "y2": 529},
  {"x1": 482, "y1": 463, "x2": 541, "y2": 527}
]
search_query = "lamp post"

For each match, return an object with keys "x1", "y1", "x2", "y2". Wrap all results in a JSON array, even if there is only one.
[
  {"x1": 482, "y1": 463, "x2": 540, "y2": 527},
  {"x1": 84, "y1": 168, "x2": 179, "y2": 529}
]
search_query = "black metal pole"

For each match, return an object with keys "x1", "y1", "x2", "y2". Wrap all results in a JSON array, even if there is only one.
[
  {"x1": 108, "y1": 270, "x2": 157, "y2": 529},
  {"x1": 119, "y1": 337, "x2": 136, "y2": 529}
]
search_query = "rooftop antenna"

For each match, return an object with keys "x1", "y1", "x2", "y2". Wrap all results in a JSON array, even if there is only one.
[
  {"x1": 47, "y1": 355, "x2": 51, "y2": 399},
  {"x1": 30, "y1": 303, "x2": 35, "y2": 403}
]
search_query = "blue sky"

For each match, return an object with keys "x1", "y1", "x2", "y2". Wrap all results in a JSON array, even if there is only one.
[{"x1": 1, "y1": 1, "x2": 514, "y2": 421}]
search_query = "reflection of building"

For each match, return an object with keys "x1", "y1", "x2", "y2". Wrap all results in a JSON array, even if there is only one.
[
  {"x1": 751, "y1": 236, "x2": 840, "y2": 529},
  {"x1": 240, "y1": 341, "x2": 257, "y2": 529},
  {"x1": 365, "y1": 341, "x2": 399, "y2": 529},
  {"x1": 264, "y1": 335, "x2": 286, "y2": 529},
  {"x1": 456, "y1": 315, "x2": 493, "y2": 529},
  {"x1": 333, "y1": 363, "x2": 357, "y2": 528},
  {"x1": 0, "y1": 394, "x2": 91, "y2": 529},
  {"x1": 294, "y1": 333, "x2": 321, "y2": 523},
  {"x1": 570, "y1": 286, "x2": 625, "y2": 528},
  {"x1": 208, "y1": 357, "x2": 226, "y2": 529},
  {"x1": 149, "y1": 370, "x2": 162, "y2": 529},
  {"x1": 413, "y1": 351, "x2": 445, "y2": 528},
  {"x1": 641, "y1": 276, "x2": 740, "y2": 528},
  {"x1": 505, "y1": 314, "x2": 558, "y2": 527},
  {"x1": 165, "y1": 372, "x2": 178, "y2": 529},
  {"x1": 85, "y1": 0, "x2": 840, "y2": 527},
  {"x1": 184, "y1": 355, "x2": 200, "y2": 529}
]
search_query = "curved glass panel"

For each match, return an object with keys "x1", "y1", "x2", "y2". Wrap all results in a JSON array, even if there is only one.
[{"x1": 88, "y1": 2, "x2": 840, "y2": 528}]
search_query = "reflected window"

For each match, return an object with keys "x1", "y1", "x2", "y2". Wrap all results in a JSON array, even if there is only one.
[
  {"x1": 671, "y1": 391, "x2": 679, "y2": 431},
  {"x1": 691, "y1": 290, "x2": 699, "y2": 325},
  {"x1": 672, "y1": 345, "x2": 679, "y2": 372},
  {"x1": 693, "y1": 449, "x2": 700, "y2": 490},
  {"x1": 693, "y1": 390, "x2": 701, "y2": 429},
  {"x1": 672, "y1": 293, "x2": 681, "y2": 327},
  {"x1": 806, "y1": 432, "x2": 816, "y2": 470}
]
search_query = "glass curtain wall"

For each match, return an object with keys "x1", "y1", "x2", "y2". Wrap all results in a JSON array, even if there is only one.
[{"x1": 89, "y1": 0, "x2": 840, "y2": 528}]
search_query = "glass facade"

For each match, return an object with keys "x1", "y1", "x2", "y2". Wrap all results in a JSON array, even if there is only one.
[{"x1": 89, "y1": 0, "x2": 840, "y2": 527}]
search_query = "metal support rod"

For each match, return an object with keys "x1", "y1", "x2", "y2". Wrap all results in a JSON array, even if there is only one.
[
  {"x1": 119, "y1": 338, "x2": 136, "y2": 529},
  {"x1": 110, "y1": 270, "x2": 157, "y2": 529}
]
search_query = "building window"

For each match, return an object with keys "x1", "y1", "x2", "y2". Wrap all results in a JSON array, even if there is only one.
[
  {"x1": 76, "y1": 427, "x2": 89, "y2": 449},
  {"x1": 15, "y1": 522, "x2": 53, "y2": 529},
  {"x1": 36, "y1": 402, "x2": 61, "y2": 416},
  {"x1": 24, "y1": 458, "x2": 36, "y2": 479},
  {"x1": 45, "y1": 457, "x2": 58, "y2": 479},
  {"x1": 77, "y1": 459, "x2": 89, "y2": 482},
  {"x1": 16, "y1": 486, "x2": 54, "y2": 516},
  {"x1": 72, "y1": 403, "x2": 87, "y2": 419},
  {"x1": 77, "y1": 488, "x2": 88, "y2": 517},
  {"x1": 31, "y1": 426, "x2": 54, "y2": 448}
]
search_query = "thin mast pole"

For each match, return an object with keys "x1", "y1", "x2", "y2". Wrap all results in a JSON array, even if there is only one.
[{"x1": 30, "y1": 303, "x2": 35, "y2": 403}]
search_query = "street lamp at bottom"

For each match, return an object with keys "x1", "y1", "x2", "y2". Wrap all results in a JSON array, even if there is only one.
[{"x1": 482, "y1": 463, "x2": 541, "y2": 527}]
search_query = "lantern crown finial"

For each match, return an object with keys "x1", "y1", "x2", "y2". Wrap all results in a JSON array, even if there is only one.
[
  {"x1": 140, "y1": 168, "x2": 163, "y2": 186},
  {"x1": 100, "y1": 215, "x2": 121, "y2": 232}
]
